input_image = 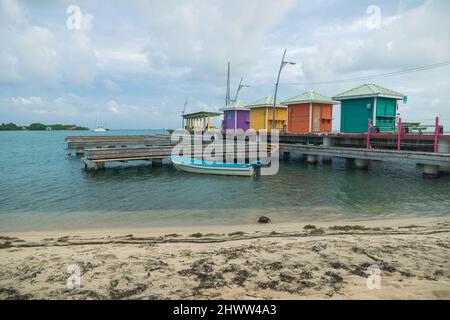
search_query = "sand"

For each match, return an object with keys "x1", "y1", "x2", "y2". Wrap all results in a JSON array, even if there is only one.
[{"x1": 0, "y1": 217, "x2": 449, "y2": 300}]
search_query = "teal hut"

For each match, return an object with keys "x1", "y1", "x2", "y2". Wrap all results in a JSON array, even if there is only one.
[{"x1": 333, "y1": 84, "x2": 406, "y2": 133}]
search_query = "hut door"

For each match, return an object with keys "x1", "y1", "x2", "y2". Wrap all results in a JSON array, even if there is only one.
[{"x1": 312, "y1": 105, "x2": 321, "y2": 132}]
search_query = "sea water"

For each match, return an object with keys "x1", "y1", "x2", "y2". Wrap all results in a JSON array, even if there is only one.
[{"x1": 0, "y1": 130, "x2": 449, "y2": 231}]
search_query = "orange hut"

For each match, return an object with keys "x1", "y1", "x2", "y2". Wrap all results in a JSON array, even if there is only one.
[{"x1": 282, "y1": 91, "x2": 335, "y2": 133}]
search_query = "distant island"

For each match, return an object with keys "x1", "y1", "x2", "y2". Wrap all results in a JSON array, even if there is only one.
[{"x1": 0, "y1": 122, "x2": 89, "y2": 131}]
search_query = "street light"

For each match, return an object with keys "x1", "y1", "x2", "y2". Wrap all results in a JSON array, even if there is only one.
[
  {"x1": 272, "y1": 49, "x2": 296, "y2": 130},
  {"x1": 233, "y1": 77, "x2": 250, "y2": 103},
  {"x1": 180, "y1": 98, "x2": 190, "y2": 129}
]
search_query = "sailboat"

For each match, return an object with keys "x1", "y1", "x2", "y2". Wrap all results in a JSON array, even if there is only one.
[{"x1": 92, "y1": 118, "x2": 108, "y2": 132}]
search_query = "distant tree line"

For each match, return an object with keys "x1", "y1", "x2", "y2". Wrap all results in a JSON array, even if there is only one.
[{"x1": 0, "y1": 122, "x2": 89, "y2": 131}]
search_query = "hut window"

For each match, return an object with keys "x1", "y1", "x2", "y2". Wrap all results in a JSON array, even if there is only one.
[{"x1": 227, "y1": 114, "x2": 232, "y2": 120}]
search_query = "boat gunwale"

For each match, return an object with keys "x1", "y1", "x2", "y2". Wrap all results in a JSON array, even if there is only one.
[{"x1": 170, "y1": 156, "x2": 257, "y2": 168}]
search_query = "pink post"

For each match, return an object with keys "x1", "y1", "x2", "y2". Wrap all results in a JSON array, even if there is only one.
[
  {"x1": 434, "y1": 116, "x2": 439, "y2": 153},
  {"x1": 397, "y1": 117, "x2": 402, "y2": 151},
  {"x1": 366, "y1": 118, "x2": 371, "y2": 149}
]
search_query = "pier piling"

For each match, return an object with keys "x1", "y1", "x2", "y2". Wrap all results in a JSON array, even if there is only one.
[
  {"x1": 354, "y1": 158, "x2": 369, "y2": 169},
  {"x1": 423, "y1": 164, "x2": 440, "y2": 178},
  {"x1": 307, "y1": 154, "x2": 318, "y2": 164},
  {"x1": 152, "y1": 159, "x2": 163, "y2": 167},
  {"x1": 322, "y1": 136, "x2": 333, "y2": 164},
  {"x1": 94, "y1": 162, "x2": 105, "y2": 171},
  {"x1": 438, "y1": 138, "x2": 450, "y2": 174}
]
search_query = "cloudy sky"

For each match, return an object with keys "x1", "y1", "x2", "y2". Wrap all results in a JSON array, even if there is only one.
[{"x1": 0, "y1": 0, "x2": 449, "y2": 129}]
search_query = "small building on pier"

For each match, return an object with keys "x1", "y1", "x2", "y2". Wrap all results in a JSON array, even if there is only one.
[
  {"x1": 333, "y1": 84, "x2": 406, "y2": 133},
  {"x1": 282, "y1": 91, "x2": 335, "y2": 133},
  {"x1": 220, "y1": 101, "x2": 250, "y2": 131},
  {"x1": 247, "y1": 96, "x2": 287, "y2": 131},
  {"x1": 183, "y1": 111, "x2": 222, "y2": 131}
]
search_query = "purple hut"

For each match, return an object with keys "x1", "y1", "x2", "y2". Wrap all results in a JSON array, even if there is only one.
[{"x1": 220, "y1": 101, "x2": 250, "y2": 131}]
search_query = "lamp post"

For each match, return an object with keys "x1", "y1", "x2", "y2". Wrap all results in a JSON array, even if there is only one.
[
  {"x1": 233, "y1": 77, "x2": 250, "y2": 103},
  {"x1": 181, "y1": 98, "x2": 189, "y2": 129},
  {"x1": 272, "y1": 49, "x2": 295, "y2": 130}
]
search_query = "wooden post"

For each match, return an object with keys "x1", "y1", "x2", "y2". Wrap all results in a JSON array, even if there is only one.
[
  {"x1": 434, "y1": 116, "x2": 439, "y2": 153},
  {"x1": 366, "y1": 118, "x2": 371, "y2": 149},
  {"x1": 397, "y1": 117, "x2": 402, "y2": 151},
  {"x1": 208, "y1": 115, "x2": 211, "y2": 130}
]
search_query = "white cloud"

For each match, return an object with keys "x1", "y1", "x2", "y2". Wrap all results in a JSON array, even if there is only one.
[
  {"x1": 11, "y1": 96, "x2": 43, "y2": 105},
  {"x1": 139, "y1": 0, "x2": 296, "y2": 80},
  {"x1": 349, "y1": 1, "x2": 450, "y2": 70},
  {"x1": 103, "y1": 79, "x2": 121, "y2": 92},
  {"x1": 0, "y1": 0, "x2": 97, "y2": 88},
  {"x1": 106, "y1": 100, "x2": 120, "y2": 114},
  {"x1": 0, "y1": 0, "x2": 25, "y2": 25},
  {"x1": 0, "y1": 25, "x2": 60, "y2": 86},
  {"x1": 1, "y1": 0, "x2": 449, "y2": 129}
]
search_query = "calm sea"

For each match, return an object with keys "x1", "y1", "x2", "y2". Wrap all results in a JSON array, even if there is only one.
[{"x1": 0, "y1": 130, "x2": 449, "y2": 232}]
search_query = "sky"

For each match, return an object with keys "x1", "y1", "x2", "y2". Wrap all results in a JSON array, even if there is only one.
[{"x1": 0, "y1": 0, "x2": 449, "y2": 129}]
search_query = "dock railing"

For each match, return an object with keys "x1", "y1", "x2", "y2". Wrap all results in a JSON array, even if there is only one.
[{"x1": 366, "y1": 116, "x2": 444, "y2": 152}]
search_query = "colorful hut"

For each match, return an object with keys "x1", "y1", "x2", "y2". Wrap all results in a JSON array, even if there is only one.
[
  {"x1": 282, "y1": 91, "x2": 335, "y2": 133},
  {"x1": 333, "y1": 84, "x2": 406, "y2": 133},
  {"x1": 220, "y1": 101, "x2": 250, "y2": 131},
  {"x1": 246, "y1": 96, "x2": 287, "y2": 131}
]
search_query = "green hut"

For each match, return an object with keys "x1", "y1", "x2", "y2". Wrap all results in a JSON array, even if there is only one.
[{"x1": 333, "y1": 84, "x2": 406, "y2": 133}]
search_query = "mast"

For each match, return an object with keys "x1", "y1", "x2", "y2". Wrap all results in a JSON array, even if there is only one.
[{"x1": 225, "y1": 62, "x2": 231, "y2": 106}]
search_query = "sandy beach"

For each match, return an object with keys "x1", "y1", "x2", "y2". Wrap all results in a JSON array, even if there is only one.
[{"x1": 0, "y1": 217, "x2": 449, "y2": 300}]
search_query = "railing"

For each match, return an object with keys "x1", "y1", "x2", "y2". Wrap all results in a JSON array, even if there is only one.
[{"x1": 366, "y1": 116, "x2": 444, "y2": 152}]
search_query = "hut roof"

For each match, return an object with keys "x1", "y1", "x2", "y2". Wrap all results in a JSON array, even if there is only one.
[
  {"x1": 246, "y1": 96, "x2": 285, "y2": 108},
  {"x1": 219, "y1": 100, "x2": 249, "y2": 112},
  {"x1": 183, "y1": 111, "x2": 222, "y2": 119},
  {"x1": 282, "y1": 90, "x2": 334, "y2": 105},
  {"x1": 333, "y1": 84, "x2": 405, "y2": 101}
]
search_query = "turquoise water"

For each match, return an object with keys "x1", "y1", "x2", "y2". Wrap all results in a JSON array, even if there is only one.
[{"x1": 0, "y1": 130, "x2": 449, "y2": 232}]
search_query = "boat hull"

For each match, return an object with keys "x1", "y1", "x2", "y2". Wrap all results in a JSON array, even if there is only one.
[{"x1": 171, "y1": 157, "x2": 255, "y2": 176}]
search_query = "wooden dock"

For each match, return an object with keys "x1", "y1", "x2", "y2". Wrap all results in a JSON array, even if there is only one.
[
  {"x1": 81, "y1": 143, "x2": 262, "y2": 171},
  {"x1": 280, "y1": 143, "x2": 450, "y2": 166},
  {"x1": 82, "y1": 146, "x2": 173, "y2": 170},
  {"x1": 279, "y1": 132, "x2": 450, "y2": 152},
  {"x1": 69, "y1": 133, "x2": 450, "y2": 177},
  {"x1": 66, "y1": 134, "x2": 173, "y2": 154}
]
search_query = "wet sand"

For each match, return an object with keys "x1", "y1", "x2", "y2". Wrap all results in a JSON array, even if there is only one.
[{"x1": 0, "y1": 217, "x2": 449, "y2": 300}]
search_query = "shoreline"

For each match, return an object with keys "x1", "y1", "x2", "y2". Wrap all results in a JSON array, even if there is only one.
[
  {"x1": 0, "y1": 217, "x2": 450, "y2": 240},
  {"x1": 2, "y1": 215, "x2": 447, "y2": 240},
  {"x1": 1, "y1": 216, "x2": 449, "y2": 300}
]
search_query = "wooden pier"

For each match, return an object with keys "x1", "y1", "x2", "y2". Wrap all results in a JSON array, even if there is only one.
[
  {"x1": 81, "y1": 143, "x2": 262, "y2": 171},
  {"x1": 82, "y1": 146, "x2": 173, "y2": 170},
  {"x1": 68, "y1": 132, "x2": 450, "y2": 177},
  {"x1": 65, "y1": 134, "x2": 173, "y2": 154},
  {"x1": 279, "y1": 143, "x2": 450, "y2": 177},
  {"x1": 279, "y1": 132, "x2": 450, "y2": 152}
]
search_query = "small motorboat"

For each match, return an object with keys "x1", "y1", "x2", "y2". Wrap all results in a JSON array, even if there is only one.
[{"x1": 170, "y1": 156, "x2": 260, "y2": 177}]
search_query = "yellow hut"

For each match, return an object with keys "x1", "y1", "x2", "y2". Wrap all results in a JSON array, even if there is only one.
[{"x1": 247, "y1": 96, "x2": 287, "y2": 131}]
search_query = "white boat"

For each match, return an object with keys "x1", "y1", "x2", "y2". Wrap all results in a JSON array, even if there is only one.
[
  {"x1": 92, "y1": 118, "x2": 108, "y2": 132},
  {"x1": 93, "y1": 127, "x2": 108, "y2": 132},
  {"x1": 170, "y1": 156, "x2": 260, "y2": 177}
]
